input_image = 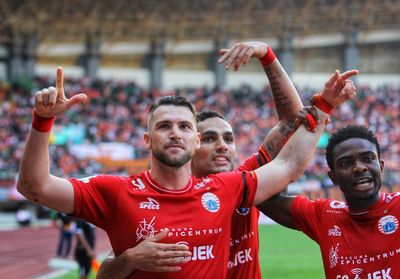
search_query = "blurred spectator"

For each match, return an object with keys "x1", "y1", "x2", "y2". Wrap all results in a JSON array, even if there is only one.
[
  {"x1": 15, "y1": 206, "x2": 32, "y2": 227},
  {"x1": 1, "y1": 77, "x2": 400, "y2": 199},
  {"x1": 74, "y1": 219, "x2": 96, "y2": 279},
  {"x1": 56, "y1": 212, "x2": 76, "y2": 259}
]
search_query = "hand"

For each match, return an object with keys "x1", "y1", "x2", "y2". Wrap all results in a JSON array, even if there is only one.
[
  {"x1": 218, "y1": 42, "x2": 268, "y2": 71},
  {"x1": 294, "y1": 106, "x2": 320, "y2": 132},
  {"x1": 126, "y1": 229, "x2": 191, "y2": 272},
  {"x1": 318, "y1": 69, "x2": 359, "y2": 107},
  {"x1": 34, "y1": 67, "x2": 87, "y2": 118}
]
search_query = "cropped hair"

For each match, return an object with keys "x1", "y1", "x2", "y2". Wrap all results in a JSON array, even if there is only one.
[
  {"x1": 148, "y1": 96, "x2": 196, "y2": 128},
  {"x1": 196, "y1": 110, "x2": 224, "y2": 123},
  {"x1": 326, "y1": 125, "x2": 380, "y2": 170}
]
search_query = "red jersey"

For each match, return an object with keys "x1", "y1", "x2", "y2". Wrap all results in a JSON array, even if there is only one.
[
  {"x1": 70, "y1": 170, "x2": 257, "y2": 279},
  {"x1": 292, "y1": 192, "x2": 400, "y2": 279},
  {"x1": 228, "y1": 146, "x2": 270, "y2": 279}
]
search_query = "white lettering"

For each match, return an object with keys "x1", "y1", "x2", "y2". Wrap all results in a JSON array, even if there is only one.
[
  {"x1": 191, "y1": 245, "x2": 214, "y2": 261},
  {"x1": 367, "y1": 268, "x2": 392, "y2": 279}
]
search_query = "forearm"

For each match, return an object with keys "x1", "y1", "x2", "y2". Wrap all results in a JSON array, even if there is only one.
[
  {"x1": 97, "y1": 253, "x2": 134, "y2": 279},
  {"x1": 263, "y1": 59, "x2": 303, "y2": 121},
  {"x1": 254, "y1": 108, "x2": 327, "y2": 204},
  {"x1": 17, "y1": 128, "x2": 52, "y2": 202}
]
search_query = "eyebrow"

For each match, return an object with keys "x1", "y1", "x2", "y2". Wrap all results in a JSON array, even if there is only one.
[{"x1": 201, "y1": 130, "x2": 234, "y2": 137}]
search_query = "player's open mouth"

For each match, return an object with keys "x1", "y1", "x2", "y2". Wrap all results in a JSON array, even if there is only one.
[{"x1": 353, "y1": 177, "x2": 373, "y2": 191}]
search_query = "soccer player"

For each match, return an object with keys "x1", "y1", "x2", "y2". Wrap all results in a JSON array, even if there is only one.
[
  {"x1": 259, "y1": 125, "x2": 400, "y2": 279},
  {"x1": 96, "y1": 42, "x2": 359, "y2": 278},
  {"x1": 17, "y1": 62, "x2": 350, "y2": 278}
]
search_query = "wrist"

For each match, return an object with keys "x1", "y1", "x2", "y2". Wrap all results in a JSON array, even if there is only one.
[
  {"x1": 259, "y1": 46, "x2": 276, "y2": 67},
  {"x1": 32, "y1": 111, "x2": 56, "y2": 132},
  {"x1": 311, "y1": 94, "x2": 334, "y2": 115}
]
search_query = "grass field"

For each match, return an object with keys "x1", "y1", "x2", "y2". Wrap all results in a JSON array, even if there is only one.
[{"x1": 56, "y1": 224, "x2": 324, "y2": 278}]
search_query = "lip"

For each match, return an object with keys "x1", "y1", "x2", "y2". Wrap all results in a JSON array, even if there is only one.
[
  {"x1": 165, "y1": 144, "x2": 184, "y2": 150},
  {"x1": 352, "y1": 177, "x2": 373, "y2": 192},
  {"x1": 212, "y1": 154, "x2": 231, "y2": 165}
]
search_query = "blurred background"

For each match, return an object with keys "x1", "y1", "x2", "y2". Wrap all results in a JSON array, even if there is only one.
[{"x1": 0, "y1": 0, "x2": 399, "y2": 278}]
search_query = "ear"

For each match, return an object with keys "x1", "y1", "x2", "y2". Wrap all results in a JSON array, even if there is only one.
[
  {"x1": 379, "y1": 159, "x2": 385, "y2": 175},
  {"x1": 328, "y1": 170, "x2": 337, "y2": 185},
  {"x1": 144, "y1": 132, "x2": 151, "y2": 150}
]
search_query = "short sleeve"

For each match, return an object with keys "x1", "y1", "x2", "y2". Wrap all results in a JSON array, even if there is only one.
[
  {"x1": 291, "y1": 195, "x2": 323, "y2": 242},
  {"x1": 69, "y1": 174, "x2": 121, "y2": 230}
]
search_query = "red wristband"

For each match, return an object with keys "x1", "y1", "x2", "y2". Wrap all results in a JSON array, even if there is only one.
[
  {"x1": 32, "y1": 111, "x2": 56, "y2": 132},
  {"x1": 305, "y1": 113, "x2": 317, "y2": 131},
  {"x1": 312, "y1": 95, "x2": 334, "y2": 115},
  {"x1": 259, "y1": 46, "x2": 276, "y2": 67}
]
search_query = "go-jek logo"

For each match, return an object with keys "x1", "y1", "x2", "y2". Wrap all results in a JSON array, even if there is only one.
[
  {"x1": 227, "y1": 248, "x2": 253, "y2": 269},
  {"x1": 335, "y1": 267, "x2": 392, "y2": 279},
  {"x1": 177, "y1": 241, "x2": 215, "y2": 261}
]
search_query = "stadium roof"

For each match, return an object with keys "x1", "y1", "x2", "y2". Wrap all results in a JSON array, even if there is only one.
[{"x1": 0, "y1": 0, "x2": 399, "y2": 44}]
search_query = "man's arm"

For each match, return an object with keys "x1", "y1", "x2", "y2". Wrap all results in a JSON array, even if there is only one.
[
  {"x1": 255, "y1": 69, "x2": 358, "y2": 223},
  {"x1": 17, "y1": 67, "x2": 87, "y2": 214},
  {"x1": 252, "y1": 69, "x2": 358, "y2": 205},
  {"x1": 97, "y1": 230, "x2": 191, "y2": 279}
]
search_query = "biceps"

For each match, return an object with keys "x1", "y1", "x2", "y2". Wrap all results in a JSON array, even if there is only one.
[{"x1": 41, "y1": 175, "x2": 75, "y2": 214}]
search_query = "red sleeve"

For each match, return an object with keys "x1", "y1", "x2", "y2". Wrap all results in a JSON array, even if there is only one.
[
  {"x1": 212, "y1": 171, "x2": 258, "y2": 209},
  {"x1": 237, "y1": 145, "x2": 271, "y2": 172},
  {"x1": 69, "y1": 174, "x2": 122, "y2": 230},
  {"x1": 291, "y1": 195, "x2": 323, "y2": 242}
]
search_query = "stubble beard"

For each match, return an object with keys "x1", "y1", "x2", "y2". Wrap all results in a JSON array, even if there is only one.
[{"x1": 154, "y1": 150, "x2": 192, "y2": 168}]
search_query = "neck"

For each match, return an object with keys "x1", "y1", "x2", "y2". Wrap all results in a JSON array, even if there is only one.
[
  {"x1": 346, "y1": 193, "x2": 381, "y2": 212},
  {"x1": 150, "y1": 158, "x2": 192, "y2": 191}
]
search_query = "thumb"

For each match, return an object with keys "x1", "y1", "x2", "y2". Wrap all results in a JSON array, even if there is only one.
[
  {"x1": 145, "y1": 229, "x2": 169, "y2": 243},
  {"x1": 65, "y1": 93, "x2": 88, "y2": 110}
]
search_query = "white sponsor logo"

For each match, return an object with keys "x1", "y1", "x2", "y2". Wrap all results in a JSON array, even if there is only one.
[
  {"x1": 177, "y1": 241, "x2": 215, "y2": 261},
  {"x1": 194, "y1": 178, "x2": 211, "y2": 190},
  {"x1": 227, "y1": 248, "x2": 253, "y2": 269},
  {"x1": 230, "y1": 231, "x2": 256, "y2": 247},
  {"x1": 201, "y1": 192, "x2": 220, "y2": 213},
  {"x1": 328, "y1": 225, "x2": 342, "y2": 236},
  {"x1": 385, "y1": 192, "x2": 400, "y2": 203},
  {"x1": 329, "y1": 243, "x2": 340, "y2": 268},
  {"x1": 378, "y1": 215, "x2": 398, "y2": 235},
  {"x1": 139, "y1": 198, "x2": 160, "y2": 210},
  {"x1": 336, "y1": 268, "x2": 392, "y2": 279},
  {"x1": 131, "y1": 178, "x2": 146, "y2": 191},
  {"x1": 330, "y1": 200, "x2": 347, "y2": 209},
  {"x1": 136, "y1": 216, "x2": 157, "y2": 242},
  {"x1": 165, "y1": 227, "x2": 223, "y2": 238}
]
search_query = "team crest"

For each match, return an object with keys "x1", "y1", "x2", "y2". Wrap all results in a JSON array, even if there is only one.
[
  {"x1": 236, "y1": 207, "x2": 250, "y2": 216},
  {"x1": 378, "y1": 215, "x2": 398, "y2": 234},
  {"x1": 201, "y1": 192, "x2": 220, "y2": 213}
]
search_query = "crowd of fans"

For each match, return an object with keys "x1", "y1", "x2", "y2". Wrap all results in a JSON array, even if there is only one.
[{"x1": 1, "y1": 75, "x2": 400, "y2": 199}]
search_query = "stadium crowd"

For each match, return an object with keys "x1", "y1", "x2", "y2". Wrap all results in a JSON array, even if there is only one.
[{"x1": 1, "y1": 76, "x2": 400, "y2": 198}]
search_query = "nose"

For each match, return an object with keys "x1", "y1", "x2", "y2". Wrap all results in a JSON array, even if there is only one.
[
  {"x1": 169, "y1": 125, "x2": 182, "y2": 140},
  {"x1": 215, "y1": 138, "x2": 228, "y2": 152},
  {"x1": 353, "y1": 160, "x2": 367, "y2": 173}
]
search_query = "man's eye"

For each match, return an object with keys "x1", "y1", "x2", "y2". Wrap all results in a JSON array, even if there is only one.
[
  {"x1": 202, "y1": 137, "x2": 214, "y2": 143},
  {"x1": 225, "y1": 137, "x2": 234, "y2": 143}
]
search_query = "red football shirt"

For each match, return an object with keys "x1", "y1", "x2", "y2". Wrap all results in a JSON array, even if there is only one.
[
  {"x1": 71, "y1": 169, "x2": 257, "y2": 279},
  {"x1": 227, "y1": 146, "x2": 270, "y2": 279},
  {"x1": 292, "y1": 192, "x2": 400, "y2": 279}
]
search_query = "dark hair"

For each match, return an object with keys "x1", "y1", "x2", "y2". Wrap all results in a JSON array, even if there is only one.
[
  {"x1": 148, "y1": 96, "x2": 196, "y2": 127},
  {"x1": 326, "y1": 125, "x2": 380, "y2": 170},
  {"x1": 196, "y1": 110, "x2": 224, "y2": 123}
]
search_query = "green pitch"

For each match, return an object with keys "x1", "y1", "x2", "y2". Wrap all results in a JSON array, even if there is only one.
[
  {"x1": 55, "y1": 224, "x2": 324, "y2": 279},
  {"x1": 259, "y1": 224, "x2": 324, "y2": 278}
]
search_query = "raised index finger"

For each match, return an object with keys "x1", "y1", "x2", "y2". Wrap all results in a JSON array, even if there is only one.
[
  {"x1": 339, "y1": 69, "x2": 359, "y2": 80},
  {"x1": 56, "y1": 67, "x2": 65, "y2": 98}
]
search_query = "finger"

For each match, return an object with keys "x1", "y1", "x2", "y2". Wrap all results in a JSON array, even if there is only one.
[
  {"x1": 162, "y1": 250, "x2": 192, "y2": 258},
  {"x1": 235, "y1": 47, "x2": 250, "y2": 70},
  {"x1": 225, "y1": 46, "x2": 242, "y2": 69},
  {"x1": 48, "y1": 86, "x2": 57, "y2": 107},
  {"x1": 324, "y1": 69, "x2": 340, "y2": 88},
  {"x1": 339, "y1": 69, "x2": 359, "y2": 80},
  {"x1": 146, "y1": 229, "x2": 169, "y2": 243},
  {"x1": 65, "y1": 93, "x2": 87, "y2": 110},
  {"x1": 42, "y1": 88, "x2": 50, "y2": 106},
  {"x1": 159, "y1": 256, "x2": 191, "y2": 265},
  {"x1": 152, "y1": 266, "x2": 182, "y2": 272},
  {"x1": 56, "y1": 67, "x2": 65, "y2": 98},
  {"x1": 218, "y1": 47, "x2": 234, "y2": 64},
  {"x1": 156, "y1": 242, "x2": 190, "y2": 251},
  {"x1": 218, "y1": 48, "x2": 229, "y2": 56},
  {"x1": 35, "y1": 90, "x2": 43, "y2": 107}
]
